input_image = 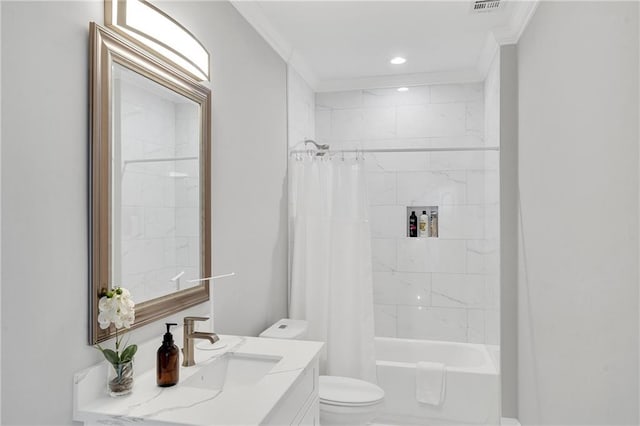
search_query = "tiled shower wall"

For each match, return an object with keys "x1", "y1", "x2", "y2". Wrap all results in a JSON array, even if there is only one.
[
  {"x1": 117, "y1": 78, "x2": 201, "y2": 303},
  {"x1": 287, "y1": 65, "x2": 316, "y2": 148},
  {"x1": 315, "y1": 83, "x2": 499, "y2": 344}
]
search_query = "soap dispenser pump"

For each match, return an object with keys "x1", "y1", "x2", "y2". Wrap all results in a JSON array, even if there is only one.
[{"x1": 157, "y1": 323, "x2": 179, "y2": 387}]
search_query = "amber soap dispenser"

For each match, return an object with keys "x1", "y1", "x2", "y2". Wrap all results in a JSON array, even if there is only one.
[{"x1": 157, "y1": 323, "x2": 179, "y2": 387}]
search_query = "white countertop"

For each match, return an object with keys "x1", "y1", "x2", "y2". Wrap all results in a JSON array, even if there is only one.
[{"x1": 73, "y1": 335, "x2": 323, "y2": 425}]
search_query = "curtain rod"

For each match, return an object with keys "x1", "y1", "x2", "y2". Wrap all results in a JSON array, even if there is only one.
[{"x1": 289, "y1": 146, "x2": 499, "y2": 155}]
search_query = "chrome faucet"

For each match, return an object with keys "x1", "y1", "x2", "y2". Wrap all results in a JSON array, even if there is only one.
[{"x1": 182, "y1": 316, "x2": 219, "y2": 367}]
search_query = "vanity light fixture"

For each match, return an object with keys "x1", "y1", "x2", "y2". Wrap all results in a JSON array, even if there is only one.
[
  {"x1": 397, "y1": 87, "x2": 409, "y2": 92},
  {"x1": 105, "y1": 0, "x2": 210, "y2": 81},
  {"x1": 390, "y1": 56, "x2": 407, "y2": 65}
]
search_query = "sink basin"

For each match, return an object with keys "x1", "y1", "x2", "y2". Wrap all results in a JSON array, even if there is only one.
[{"x1": 182, "y1": 353, "x2": 282, "y2": 391}]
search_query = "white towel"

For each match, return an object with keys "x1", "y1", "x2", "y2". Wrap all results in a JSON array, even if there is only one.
[{"x1": 416, "y1": 361, "x2": 446, "y2": 406}]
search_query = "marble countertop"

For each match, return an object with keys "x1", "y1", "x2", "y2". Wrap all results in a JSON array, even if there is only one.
[{"x1": 73, "y1": 335, "x2": 323, "y2": 425}]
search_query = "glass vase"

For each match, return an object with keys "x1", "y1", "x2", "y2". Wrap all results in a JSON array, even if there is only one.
[{"x1": 107, "y1": 360, "x2": 134, "y2": 397}]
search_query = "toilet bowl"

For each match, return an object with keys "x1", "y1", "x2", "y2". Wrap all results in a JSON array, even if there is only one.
[
  {"x1": 260, "y1": 319, "x2": 384, "y2": 426},
  {"x1": 319, "y1": 375, "x2": 384, "y2": 425}
]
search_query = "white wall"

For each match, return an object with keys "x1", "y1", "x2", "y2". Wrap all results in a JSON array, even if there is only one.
[
  {"x1": 161, "y1": 2, "x2": 289, "y2": 337},
  {"x1": 315, "y1": 85, "x2": 500, "y2": 345},
  {"x1": 517, "y1": 2, "x2": 639, "y2": 424},
  {"x1": 1, "y1": 1, "x2": 287, "y2": 424},
  {"x1": 484, "y1": 53, "x2": 500, "y2": 158}
]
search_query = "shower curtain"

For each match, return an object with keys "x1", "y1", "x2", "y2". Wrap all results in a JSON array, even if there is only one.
[{"x1": 289, "y1": 156, "x2": 376, "y2": 383}]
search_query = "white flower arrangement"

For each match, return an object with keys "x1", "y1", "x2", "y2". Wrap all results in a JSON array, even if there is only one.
[
  {"x1": 98, "y1": 287, "x2": 135, "y2": 330},
  {"x1": 95, "y1": 287, "x2": 138, "y2": 366}
]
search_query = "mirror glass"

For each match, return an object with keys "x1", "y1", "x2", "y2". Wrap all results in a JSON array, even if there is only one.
[
  {"x1": 89, "y1": 23, "x2": 211, "y2": 344},
  {"x1": 112, "y1": 63, "x2": 201, "y2": 303}
]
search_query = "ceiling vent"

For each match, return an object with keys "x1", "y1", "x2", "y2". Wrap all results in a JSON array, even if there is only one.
[{"x1": 471, "y1": 0, "x2": 502, "y2": 13}]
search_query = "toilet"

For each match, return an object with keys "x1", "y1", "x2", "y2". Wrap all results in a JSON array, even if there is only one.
[{"x1": 260, "y1": 319, "x2": 384, "y2": 425}]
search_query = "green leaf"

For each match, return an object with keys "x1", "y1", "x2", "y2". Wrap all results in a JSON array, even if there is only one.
[
  {"x1": 120, "y1": 344, "x2": 138, "y2": 363},
  {"x1": 100, "y1": 348, "x2": 120, "y2": 365}
]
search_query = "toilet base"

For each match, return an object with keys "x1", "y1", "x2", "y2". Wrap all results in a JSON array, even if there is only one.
[{"x1": 319, "y1": 401, "x2": 381, "y2": 426}]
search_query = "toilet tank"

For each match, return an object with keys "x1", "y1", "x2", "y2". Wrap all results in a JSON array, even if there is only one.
[{"x1": 260, "y1": 319, "x2": 308, "y2": 340}]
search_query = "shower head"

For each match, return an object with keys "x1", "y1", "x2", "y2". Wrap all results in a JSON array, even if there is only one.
[{"x1": 304, "y1": 139, "x2": 330, "y2": 151}]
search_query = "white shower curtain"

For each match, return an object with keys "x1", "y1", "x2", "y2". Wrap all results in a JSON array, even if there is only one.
[{"x1": 289, "y1": 156, "x2": 376, "y2": 383}]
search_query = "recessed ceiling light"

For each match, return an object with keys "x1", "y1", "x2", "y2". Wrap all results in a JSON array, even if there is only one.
[
  {"x1": 390, "y1": 56, "x2": 406, "y2": 65},
  {"x1": 397, "y1": 87, "x2": 409, "y2": 92}
]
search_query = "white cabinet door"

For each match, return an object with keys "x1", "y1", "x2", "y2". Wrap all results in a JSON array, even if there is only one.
[
  {"x1": 264, "y1": 360, "x2": 319, "y2": 425},
  {"x1": 296, "y1": 397, "x2": 319, "y2": 426}
]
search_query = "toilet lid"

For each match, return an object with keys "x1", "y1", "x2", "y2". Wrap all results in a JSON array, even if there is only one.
[{"x1": 319, "y1": 376, "x2": 385, "y2": 406}]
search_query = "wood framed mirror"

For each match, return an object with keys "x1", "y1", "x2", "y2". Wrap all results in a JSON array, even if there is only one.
[{"x1": 89, "y1": 22, "x2": 211, "y2": 344}]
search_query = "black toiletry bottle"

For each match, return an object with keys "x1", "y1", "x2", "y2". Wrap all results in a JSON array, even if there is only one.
[
  {"x1": 157, "y1": 323, "x2": 179, "y2": 387},
  {"x1": 409, "y1": 211, "x2": 418, "y2": 237}
]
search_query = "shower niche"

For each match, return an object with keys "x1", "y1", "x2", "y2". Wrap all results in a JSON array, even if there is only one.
[{"x1": 405, "y1": 206, "x2": 438, "y2": 238}]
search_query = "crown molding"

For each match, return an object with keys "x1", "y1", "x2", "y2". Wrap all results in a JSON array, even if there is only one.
[
  {"x1": 288, "y1": 50, "x2": 319, "y2": 90},
  {"x1": 232, "y1": 0, "x2": 539, "y2": 91},
  {"x1": 512, "y1": 0, "x2": 540, "y2": 42},
  {"x1": 230, "y1": 1, "x2": 290, "y2": 59},
  {"x1": 475, "y1": 32, "x2": 500, "y2": 80},
  {"x1": 230, "y1": 1, "x2": 319, "y2": 89},
  {"x1": 474, "y1": 0, "x2": 539, "y2": 79},
  {"x1": 316, "y1": 69, "x2": 484, "y2": 93},
  {"x1": 492, "y1": 0, "x2": 540, "y2": 45}
]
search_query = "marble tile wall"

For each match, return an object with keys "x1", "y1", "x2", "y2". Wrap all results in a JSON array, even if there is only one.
[
  {"x1": 483, "y1": 59, "x2": 501, "y2": 346},
  {"x1": 315, "y1": 83, "x2": 499, "y2": 344},
  {"x1": 287, "y1": 66, "x2": 316, "y2": 148},
  {"x1": 117, "y1": 80, "x2": 201, "y2": 302},
  {"x1": 287, "y1": 66, "x2": 317, "y2": 285}
]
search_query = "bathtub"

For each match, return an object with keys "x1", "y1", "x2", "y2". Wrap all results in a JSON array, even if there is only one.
[{"x1": 375, "y1": 337, "x2": 500, "y2": 425}]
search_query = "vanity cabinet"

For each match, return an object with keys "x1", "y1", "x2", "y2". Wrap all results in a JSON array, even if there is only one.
[
  {"x1": 264, "y1": 359, "x2": 319, "y2": 425},
  {"x1": 73, "y1": 336, "x2": 323, "y2": 426}
]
